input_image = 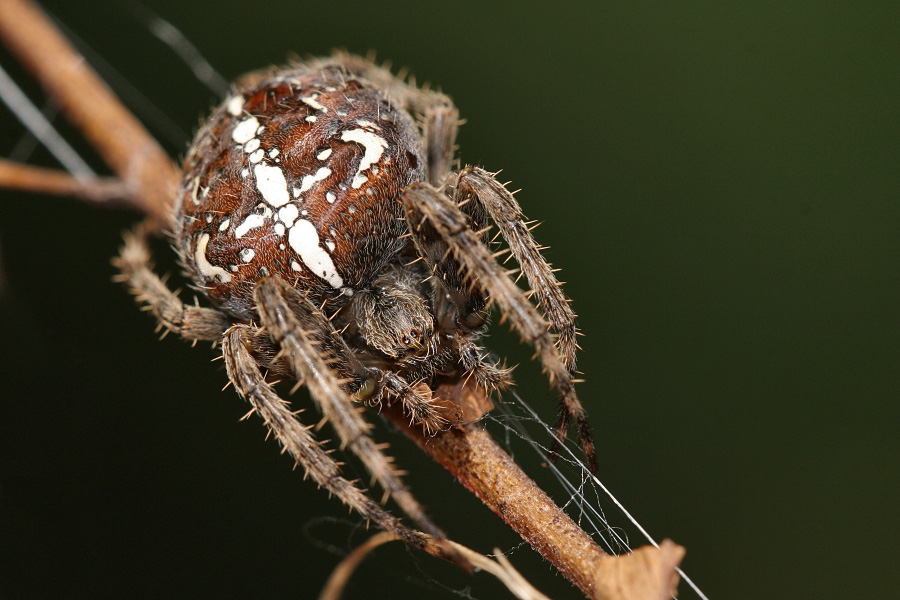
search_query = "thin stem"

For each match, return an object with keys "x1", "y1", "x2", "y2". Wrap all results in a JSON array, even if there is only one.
[
  {"x1": 0, "y1": 159, "x2": 134, "y2": 207},
  {"x1": 0, "y1": 0, "x2": 178, "y2": 227},
  {"x1": 384, "y1": 379, "x2": 684, "y2": 600}
]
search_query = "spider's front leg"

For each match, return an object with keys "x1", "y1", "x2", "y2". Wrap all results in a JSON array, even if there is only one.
[
  {"x1": 252, "y1": 276, "x2": 451, "y2": 544},
  {"x1": 402, "y1": 182, "x2": 598, "y2": 472},
  {"x1": 222, "y1": 324, "x2": 445, "y2": 558},
  {"x1": 451, "y1": 167, "x2": 580, "y2": 375}
]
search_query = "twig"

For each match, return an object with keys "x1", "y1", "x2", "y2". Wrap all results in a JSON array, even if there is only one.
[
  {"x1": 0, "y1": 1, "x2": 685, "y2": 598},
  {"x1": 0, "y1": 159, "x2": 135, "y2": 207},
  {"x1": 385, "y1": 380, "x2": 684, "y2": 600},
  {"x1": 319, "y1": 532, "x2": 552, "y2": 600},
  {"x1": 0, "y1": 0, "x2": 178, "y2": 227}
]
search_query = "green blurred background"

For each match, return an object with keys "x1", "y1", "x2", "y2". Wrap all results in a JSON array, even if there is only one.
[{"x1": 1, "y1": 1, "x2": 897, "y2": 598}]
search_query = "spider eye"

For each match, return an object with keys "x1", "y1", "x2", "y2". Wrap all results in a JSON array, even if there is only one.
[
  {"x1": 400, "y1": 335, "x2": 410, "y2": 346},
  {"x1": 410, "y1": 328, "x2": 421, "y2": 341}
]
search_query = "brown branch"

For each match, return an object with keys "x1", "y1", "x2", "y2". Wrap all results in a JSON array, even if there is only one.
[
  {"x1": 385, "y1": 380, "x2": 684, "y2": 600},
  {"x1": 0, "y1": 0, "x2": 178, "y2": 227},
  {"x1": 0, "y1": 159, "x2": 136, "y2": 208},
  {"x1": 0, "y1": 1, "x2": 685, "y2": 598}
]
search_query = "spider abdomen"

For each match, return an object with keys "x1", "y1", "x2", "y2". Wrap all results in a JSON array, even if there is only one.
[{"x1": 177, "y1": 64, "x2": 426, "y2": 320}]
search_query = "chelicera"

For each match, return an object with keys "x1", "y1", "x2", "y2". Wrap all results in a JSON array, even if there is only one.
[{"x1": 116, "y1": 53, "x2": 595, "y2": 552}]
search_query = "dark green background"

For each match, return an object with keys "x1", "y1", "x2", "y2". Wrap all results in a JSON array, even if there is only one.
[{"x1": 1, "y1": 1, "x2": 897, "y2": 598}]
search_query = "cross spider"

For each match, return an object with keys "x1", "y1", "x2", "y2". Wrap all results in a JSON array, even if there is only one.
[{"x1": 115, "y1": 52, "x2": 595, "y2": 554}]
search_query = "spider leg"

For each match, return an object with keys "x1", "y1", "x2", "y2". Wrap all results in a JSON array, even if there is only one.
[
  {"x1": 402, "y1": 183, "x2": 598, "y2": 472},
  {"x1": 451, "y1": 167, "x2": 580, "y2": 375},
  {"x1": 253, "y1": 275, "x2": 450, "y2": 542},
  {"x1": 377, "y1": 370, "x2": 451, "y2": 434},
  {"x1": 455, "y1": 335, "x2": 515, "y2": 393},
  {"x1": 222, "y1": 325, "x2": 446, "y2": 558},
  {"x1": 114, "y1": 224, "x2": 232, "y2": 341}
]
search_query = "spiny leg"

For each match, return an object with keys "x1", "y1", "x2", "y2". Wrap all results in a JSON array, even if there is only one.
[
  {"x1": 222, "y1": 325, "x2": 449, "y2": 558},
  {"x1": 451, "y1": 167, "x2": 579, "y2": 375},
  {"x1": 402, "y1": 183, "x2": 597, "y2": 472},
  {"x1": 114, "y1": 224, "x2": 232, "y2": 341},
  {"x1": 455, "y1": 335, "x2": 515, "y2": 393},
  {"x1": 251, "y1": 274, "x2": 450, "y2": 433},
  {"x1": 377, "y1": 370, "x2": 450, "y2": 434},
  {"x1": 253, "y1": 276, "x2": 451, "y2": 543}
]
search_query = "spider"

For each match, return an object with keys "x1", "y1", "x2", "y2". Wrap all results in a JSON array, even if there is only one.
[{"x1": 115, "y1": 52, "x2": 596, "y2": 557}]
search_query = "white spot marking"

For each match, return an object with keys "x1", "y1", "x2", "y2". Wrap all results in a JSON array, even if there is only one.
[
  {"x1": 326, "y1": 191, "x2": 336, "y2": 203},
  {"x1": 305, "y1": 115, "x2": 317, "y2": 123},
  {"x1": 243, "y1": 138, "x2": 260, "y2": 153},
  {"x1": 249, "y1": 149, "x2": 264, "y2": 164},
  {"x1": 205, "y1": 213, "x2": 213, "y2": 223},
  {"x1": 232, "y1": 117, "x2": 259, "y2": 144},
  {"x1": 253, "y1": 163, "x2": 290, "y2": 207},
  {"x1": 299, "y1": 167, "x2": 332, "y2": 193},
  {"x1": 355, "y1": 119, "x2": 381, "y2": 130},
  {"x1": 340, "y1": 127, "x2": 387, "y2": 188},
  {"x1": 241, "y1": 168, "x2": 249, "y2": 178},
  {"x1": 226, "y1": 96, "x2": 244, "y2": 116},
  {"x1": 274, "y1": 223, "x2": 285, "y2": 236},
  {"x1": 189, "y1": 176, "x2": 201, "y2": 205},
  {"x1": 229, "y1": 265, "x2": 239, "y2": 272},
  {"x1": 279, "y1": 243, "x2": 286, "y2": 250},
  {"x1": 347, "y1": 204, "x2": 356, "y2": 214},
  {"x1": 278, "y1": 204, "x2": 299, "y2": 226},
  {"x1": 291, "y1": 260, "x2": 302, "y2": 271},
  {"x1": 219, "y1": 218, "x2": 230, "y2": 231},
  {"x1": 268, "y1": 148, "x2": 279, "y2": 159},
  {"x1": 194, "y1": 233, "x2": 232, "y2": 282},
  {"x1": 301, "y1": 96, "x2": 327, "y2": 112},
  {"x1": 288, "y1": 219, "x2": 344, "y2": 288},
  {"x1": 316, "y1": 148, "x2": 333, "y2": 161},
  {"x1": 235, "y1": 205, "x2": 272, "y2": 238},
  {"x1": 325, "y1": 239, "x2": 336, "y2": 252},
  {"x1": 239, "y1": 248, "x2": 256, "y2": 263}
]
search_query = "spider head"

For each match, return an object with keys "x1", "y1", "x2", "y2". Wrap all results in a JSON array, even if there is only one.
[{"x1": 349, "y1": 266, "x2": 437, "y2": 361}]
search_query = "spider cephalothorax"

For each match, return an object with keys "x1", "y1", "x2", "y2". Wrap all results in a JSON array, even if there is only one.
[{"x1": 117, "y1": 53, "x2": 595, "y2": 555}]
